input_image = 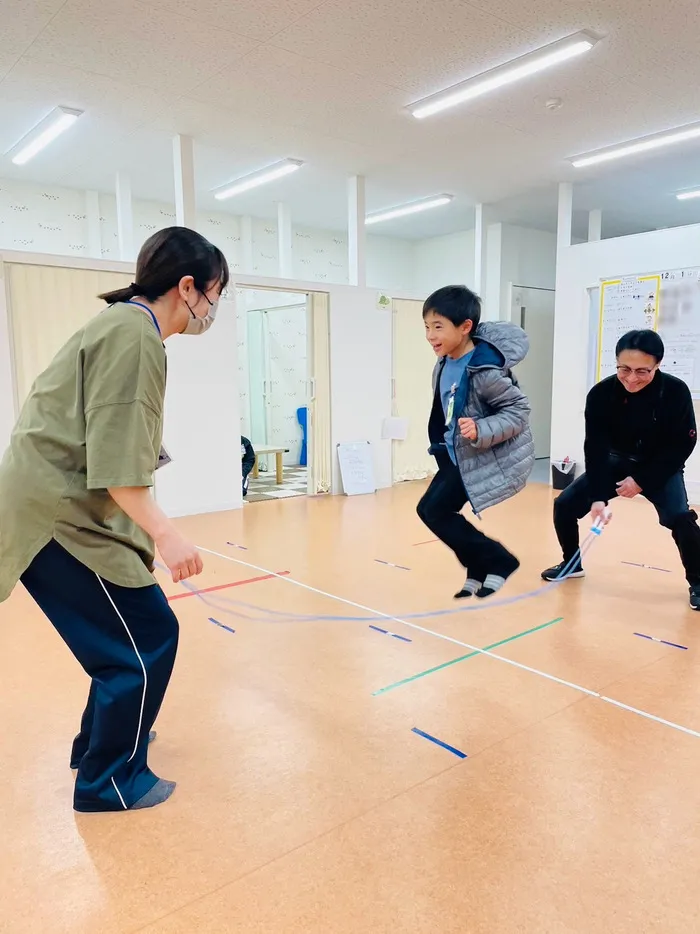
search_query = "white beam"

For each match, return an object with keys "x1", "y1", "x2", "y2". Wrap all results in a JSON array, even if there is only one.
[
  {"x1": 348, "y1": 175, "x2": 366, "y2": 287},
  {"x1": 588, "y1": 208, "x2": 602, "y2": 242},
  {"x1": 115, "y1": 172, "x2": 134, "y2": 261},
  {"x1": 173, "y1": 134, "x2": 196, "y2": 229},
  {"x1": 85, "y1": 190, "x2": 101, "y2": 258},
  {"x1": 277, "y1": 202, "x2": 292, "y2": 277}
]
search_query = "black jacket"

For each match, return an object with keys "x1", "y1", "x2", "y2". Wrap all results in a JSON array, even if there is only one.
[
  {"x1": 241, "y1": 436, "x2": 255, "y2": 478},
  {"x1": 584, "y1": 372, "x2": 697, "y2": 502}
]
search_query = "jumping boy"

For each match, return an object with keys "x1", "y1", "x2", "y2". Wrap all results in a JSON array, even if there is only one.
[{"x1": 417, "y1": 285, "x2": 535, "y2": 598}]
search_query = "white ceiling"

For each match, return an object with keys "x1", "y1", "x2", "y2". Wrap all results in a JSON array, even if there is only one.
[{"x1": 2, "y1": 0, "x2": 700, "y2": 239}]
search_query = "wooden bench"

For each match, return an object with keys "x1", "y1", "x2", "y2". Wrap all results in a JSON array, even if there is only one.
[{"x1": 251, "y1": 446, "x2": 289, "y2": 484}]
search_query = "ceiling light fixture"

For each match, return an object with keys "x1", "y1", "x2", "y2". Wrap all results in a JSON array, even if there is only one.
[
  {"x1": 676, "y1": 189, "x2": 700, "y2": 201},
  {"x1": 9, "y1": 106, "x2": 83, "y2": 165},
  {"x1": 408, "y1": 31, "x2": 597, "y2": 119},
  {"x1": 365, "y1": 194, "x2": 454, "y2": 225},
  {"x1": 571, "y1": 121, "x2": 700, "y2": 168},
  {"x1": 213, "y1": 159, "x2": 304, "y2": 200}
]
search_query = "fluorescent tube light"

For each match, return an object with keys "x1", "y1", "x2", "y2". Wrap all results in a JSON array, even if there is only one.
[
  {"x1": 571, "y1": 122, "x2": 700, "y2": 168},
  {"x1": 214, "y1": 159, "x2": 304, "y2": 200},
  {"x1": 676, "y1": 189, "x2": 700, "y2": 201},
  {"x1": 409, "y1": 31, "x2": 597, "y2": 119},
  {"x1": 10, "y1": 106, "x2": 83, "y2": 165},
  {"x1": 365, "y1": 195, "x2": 453, "y2": 225}
]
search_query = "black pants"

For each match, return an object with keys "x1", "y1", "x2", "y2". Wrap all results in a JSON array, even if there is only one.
[
  {"x1": 554, "y1": 468, "x2": 700, "y2": 586},
  {"x1": 21, "y1": 540, "x2": 179, "y2": 812},
  {"x1": 417, "y1": 454, "x2": 514, "y2": 578}
]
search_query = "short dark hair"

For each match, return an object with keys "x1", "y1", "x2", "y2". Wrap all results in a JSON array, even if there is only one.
[
  {"x1": 615, "y1": 329, "x2": 664, "y2": 363},
  {"x1": 99, "y1": 226, "x2": 230, "y2": 305},
  {"x1": 423, "y1": 285, "x2": 481, "y2": 329}
]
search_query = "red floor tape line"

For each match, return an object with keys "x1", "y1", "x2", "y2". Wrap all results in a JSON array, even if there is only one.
[{"x1": 167, "y1": 572, "x2": 290, "y2": 601}]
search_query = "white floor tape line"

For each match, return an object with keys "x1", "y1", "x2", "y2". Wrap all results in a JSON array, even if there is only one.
[{"x1": 197, "y1": 546, "x2": 700, "y2": 741}]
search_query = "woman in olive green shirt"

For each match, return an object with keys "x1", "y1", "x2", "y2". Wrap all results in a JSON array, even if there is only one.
[{"x1": 0, "y1": 226, "x2": 229, "y2": 812}]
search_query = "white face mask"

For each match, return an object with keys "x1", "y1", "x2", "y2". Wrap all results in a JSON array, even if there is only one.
[{"x1": 183, "y1": 298, "x2": 219, "y2": 335}]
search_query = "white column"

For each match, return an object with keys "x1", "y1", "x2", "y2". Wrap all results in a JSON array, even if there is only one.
[
  {"x1": 551, "y1": 181, "x2": 575, "y2": 475},
  {"x1": 474, "y1": 203, "x2": 498, "y2": 297},
  {"x1": 241, "y1": 215, "x2": 253, "y2": 273},
  {"x1": 485, "y1": 221, "x2": 503, "y2": 321},
  {"x1": 277, "y1": 202, "x2": 292, "y2": 278},
  {"x1": 173, "y1": 134, "x2": 196, "y2": 229},
  {"x1": 588, "y1": 208, "x2": 602, "y2": 242},
  {"x1": 348, "y1": 175, "x2": 366, "y2": 287},
  {"x1": 115, "y1": 172, "x2": 134, "y2": 261},
  {"x1": 85, "y1": 190, "x2": 101, "y2": 258},
  {"x1": 557, "y1": 182, "x2": 573, "y2": 253},
  {"x1": 474, "y1": 203, "x2": 486, "y2": 296}
]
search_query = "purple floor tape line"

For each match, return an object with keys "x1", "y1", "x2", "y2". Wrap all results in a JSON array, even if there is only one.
[
  {"x1": 208, "y1": 617, "x2": 236, "y2": 635},
  {"x1": 634, "y1": 632, "x2": 688, "y2": 650},
  {"x1": 227, "y1": 542, "x2": 248, "y2": 551},
  {"x1": 369, "y1": 624, "x2": 412, "y2": 642},
  {"x1": 375, "y1": 559, "x2": 411, "y2": 571},
  {"x1": 622, "y1": 561, "x2": 670, "y2": 573}
]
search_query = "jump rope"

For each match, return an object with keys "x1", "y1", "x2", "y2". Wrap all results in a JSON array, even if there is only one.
[{"x1": 160, "y1": 513, "x2": 610, "y2": 626}]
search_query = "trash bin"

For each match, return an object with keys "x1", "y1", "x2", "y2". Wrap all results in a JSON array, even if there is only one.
[{"x1": 551, "y1": 459, "x2": 576, "y2": 491}]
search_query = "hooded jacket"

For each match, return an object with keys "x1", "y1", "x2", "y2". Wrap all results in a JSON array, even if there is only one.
[{"x1": 428, "y1": 320, "x2": 535, "y2": 514}]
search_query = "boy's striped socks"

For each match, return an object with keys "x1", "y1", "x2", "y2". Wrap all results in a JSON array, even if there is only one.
[
  {"x1": 454, "y1": 577, "x2": 481, "y2": 599},
  {"x1": 476, "y1": 574, "x2": 506, "y2": 598}
]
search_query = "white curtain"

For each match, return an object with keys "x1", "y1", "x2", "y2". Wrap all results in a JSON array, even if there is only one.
[
  {"x1": 7, "y1": 263, "x2": 132, "y2": 407},
  {"x1": 392, "y1": 298, "x2": 436, "y2": 482},
  {"x1": 310, "y1": 292, "x2": 331, "y2": 493}
]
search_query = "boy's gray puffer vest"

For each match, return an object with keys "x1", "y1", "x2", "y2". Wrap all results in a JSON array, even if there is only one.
[{"x1": 429, "y1": 320, "x2": 535, "y2": 515}]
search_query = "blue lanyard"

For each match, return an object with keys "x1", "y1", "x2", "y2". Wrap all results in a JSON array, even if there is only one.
[{"x1": 126, "y1": 300, "x2": 161, "y2": 338}]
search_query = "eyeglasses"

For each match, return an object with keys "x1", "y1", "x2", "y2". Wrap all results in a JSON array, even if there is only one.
[{"x1": 616, "y1": 365, "x2": 656, "y2": 378}]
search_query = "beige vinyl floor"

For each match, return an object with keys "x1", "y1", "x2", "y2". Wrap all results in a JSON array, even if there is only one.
[{"x1": 1, "y1": 480, "x2": 699, "y2": 934}]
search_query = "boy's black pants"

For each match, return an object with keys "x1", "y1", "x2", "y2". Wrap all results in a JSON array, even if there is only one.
[{"x1": 417, "y1": 452, "x2": 514, "y2": 578}]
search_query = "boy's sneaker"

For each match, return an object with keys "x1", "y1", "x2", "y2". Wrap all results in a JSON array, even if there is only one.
[
  {"x1": 689, "y1": 586, "x2": 700, "y2": 611},
  {"x1": 541, "y1": 561, "x2": 585, "y2": 582}
]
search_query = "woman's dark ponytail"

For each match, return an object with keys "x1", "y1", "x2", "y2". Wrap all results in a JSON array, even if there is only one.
[
  {"x1": 97, "y1": 227, "x2": 229, "y2": 305},
  {"x1": 98, "y1": 281, "x2": 139, "y2": 305}
]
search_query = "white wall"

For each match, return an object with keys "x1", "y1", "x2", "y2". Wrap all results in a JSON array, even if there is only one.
[
  {"x1": 551, "y1": 222, "x2": 700, "y2": 496},
  {"x1": 328, "y1": 287, "x2": 393, "y2": 494},
  {"x1": 501, "y1": 225, "x2": 557, "y2": 293},
  {"x1": 0, "y1": 177, "x2": 417, "y2": 290},
  {"x1": 156, "y1": 294, "x2": 242, "y2": 517},
  {"x1": 412, "y1": 230, "x2": 476, "y2": 299},
  {"x1": 0, "y1": 262, "x2": 16, "y2": 449},
  {"x1": 367, "y1": 236, "x2": 415, "y2": 292}
]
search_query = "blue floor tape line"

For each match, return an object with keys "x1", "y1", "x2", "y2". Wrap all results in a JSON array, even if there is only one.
[
  {"x1": 208, "y1": 617, "x2": 236, "y2": 635},
  {"x1": 392, "y1": 634, "x2": 412, "y2": 643},
  {"x1": 411, "y1": 727, "x2": 467, "y2": 759},
  {"x1": 369, "y1": 624, "x2": 388, "y2": 634}
]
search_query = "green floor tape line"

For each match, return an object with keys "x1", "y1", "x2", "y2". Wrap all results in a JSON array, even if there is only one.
[{"x1": 372, "y1": 617, "x2": 564, "y2": 696}]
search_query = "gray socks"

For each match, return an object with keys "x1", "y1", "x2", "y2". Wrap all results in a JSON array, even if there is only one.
[{"x1": 131, "y1": 779, "x2": 176, "y2": 810}]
